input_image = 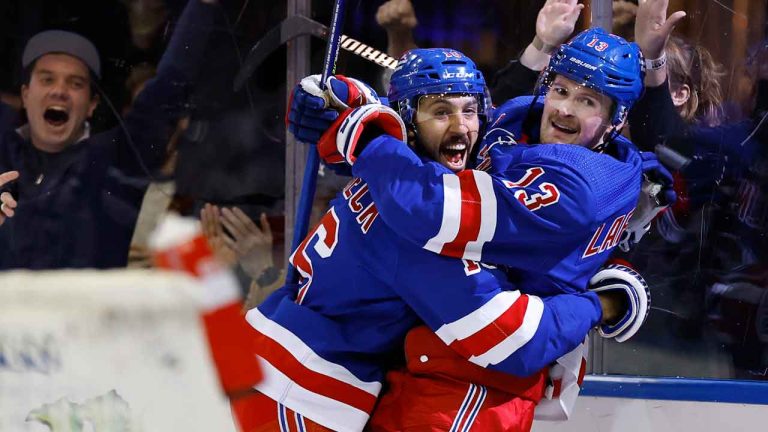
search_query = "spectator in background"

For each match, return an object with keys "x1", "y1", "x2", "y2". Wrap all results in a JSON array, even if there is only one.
[
  {"x1": 628, "y1": 0, "x2": 720, "y2": 152},
  {"x1": 376, "y1": 0, "x2": 419, "y2": 58},
  {"x1": 200, "y1": 203, "x2": 282, "y2": 309},
  {"x1": 665, "y1": 36, "x2": 725, "y2": 127},
  {"x1": 375, "y1": 0, "x2": 583, "y2": 102},
  {"x1": 607, "y1": 0, "x2": 768, "y2": 379},
  {"x1": 0, "y1": 170, "x2": 19, "y2": 225},
  {"x1": 612, "y1": 0, "x2": 638, "y2": 41},
  {"x1": 122, "y1": 62, "x2": 188, "y2": 268},
  {"x1": 0, "y1": 0, "x2": 217, "y2": 270}
]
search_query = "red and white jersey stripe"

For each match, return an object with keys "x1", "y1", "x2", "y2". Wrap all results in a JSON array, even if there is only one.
[
  {"x1": 434, "y1": 290, "x2": 544, "y2": 368},
  {"x1": 246, "y1": 308, "x2": 381, "y2": 432},
  {"x1": 424, "y1": 170, "x2": 498, "y2": 262}
]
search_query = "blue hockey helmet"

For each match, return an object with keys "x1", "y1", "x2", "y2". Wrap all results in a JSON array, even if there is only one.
[
  {"x1": 388, "y1": 48, "x2": 490, "y2": 127},
  {"x1": 540, "y1": 27, "x2": 645, "y2": 128}
]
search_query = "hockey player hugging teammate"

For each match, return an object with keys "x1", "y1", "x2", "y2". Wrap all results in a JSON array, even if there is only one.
[{"x1": 203, "y1": 28, "x2": 673, "y2": 432}]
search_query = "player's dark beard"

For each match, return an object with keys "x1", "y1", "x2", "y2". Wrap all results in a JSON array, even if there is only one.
[{"x1": 411, "y1": 136, "x2": 434, "y2": 161}]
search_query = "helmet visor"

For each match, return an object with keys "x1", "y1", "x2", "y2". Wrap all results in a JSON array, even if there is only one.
[
  {"x1": 544, "y1": 75, "x2": 614, "y2": 125},
  {"x1": 413, "y1": 93, "x2": 485, "y2": 126}
]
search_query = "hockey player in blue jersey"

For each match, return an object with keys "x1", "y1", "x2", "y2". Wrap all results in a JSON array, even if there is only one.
[
  {"x1": 202, "y1": 32, "x2": 663, "y2": 432},
  {"x1": 315, "y1": 28, "x2": 671, "y2": 298},
  {"x1": 290, "y1": 29, "x2": 672, "y2": 430}
]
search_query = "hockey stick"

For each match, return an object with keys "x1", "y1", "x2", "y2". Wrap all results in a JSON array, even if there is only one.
[
  {"x1": 655, "y1": 143, "x2": 691, "y2": 171},
  {"x1": 339, "y1": 34, "x2": 398, "y2": 70},
  {"x1": 285, "y1": 0, "x2": 347, "y2": 284},
  {"x1": 233, "y1": 15, "x2": 396, "y2": 91}
]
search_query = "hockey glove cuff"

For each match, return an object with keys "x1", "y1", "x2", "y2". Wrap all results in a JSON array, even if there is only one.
[
  {"x1": 300, "y1": 74, "x2": 380, "y2": 110},
  {"x1": 325, "y1": 75, "x2": 381, "y2": 109},
  {"x1": 589, "y1": 264, "x2": 651, "y2": 343},
  {"x1": 318, "y1": 105, "x2": 407, "y2": 166}
]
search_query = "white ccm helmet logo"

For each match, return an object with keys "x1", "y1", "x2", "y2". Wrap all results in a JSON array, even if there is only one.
[{"x1": 442, "y1": 70, "x2": 474, "y2": 79}]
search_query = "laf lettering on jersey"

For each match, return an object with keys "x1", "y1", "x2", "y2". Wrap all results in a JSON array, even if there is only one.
[
  {"x1": 582, "y1": 209, "x2": 634, "y2": 258},
  {"x1": 342, "y1": 177, "x2": 380, "y2": 233}
]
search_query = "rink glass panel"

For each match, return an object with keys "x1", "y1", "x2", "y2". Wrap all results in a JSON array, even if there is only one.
[{"x1": 0, "y1": 0, "x2": 766, "y2": 387}]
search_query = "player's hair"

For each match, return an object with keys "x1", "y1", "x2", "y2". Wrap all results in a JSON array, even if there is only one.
[{"x1": 666, "y1": 36, "x2": 725, "y2": 127}]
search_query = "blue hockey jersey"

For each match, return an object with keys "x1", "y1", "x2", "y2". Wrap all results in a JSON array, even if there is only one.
[
  {"x1": 353, "y1": 96, "x2": 644, "y2": 295},
  {"x1": 247, "y1": 97, "x2": 642, "y2": 431},
  {"x1": 249, "y1": 197, "x2": 603, "y2": 430}
]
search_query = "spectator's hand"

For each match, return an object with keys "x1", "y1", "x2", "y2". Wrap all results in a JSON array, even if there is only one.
[
  {"x1": 611, "y1": 1, "x2": 638, "y2": 40},
  {"x1": 0, "y1": 170, "x2": 19, "y2": 226},
  {"x1": 200, "y1": 203, "x2": 237, "y2": 267},
  {"x1": 219, "y1": 208, "x2": 274, "y2": 280},
  {"x1": 376, "y1": 0, "x2": 418, "y2": 57},
  {"x1": 376, "y1": 0, "x2": 417, "y2": 32},
  {"x1": 536, "y1": 0, "x2": 584, "y2": 51},
  {"x1": 635, "y1": 0, "x2": 686, "y2": 60}
]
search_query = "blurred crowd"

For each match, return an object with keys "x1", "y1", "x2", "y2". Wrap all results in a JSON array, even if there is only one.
[{"x1": 0, "y1": 0, "x2": 767, "y2": 381}]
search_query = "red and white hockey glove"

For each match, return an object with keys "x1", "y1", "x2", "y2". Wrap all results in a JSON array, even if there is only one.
[
  {"x1": 589, "y1": 264, "x2": 651, "y2": 343},
  {"x1": 318, "y1": 104, "x2": 406, "y2": 166},
  {"x1": 299, "y1": 74, "x2": 380, "y2": 109},
  {"x1": 287, "y1": 74, "x2": 380, "y2": 145}
]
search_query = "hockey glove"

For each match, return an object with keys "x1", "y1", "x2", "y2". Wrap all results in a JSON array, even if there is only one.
[
  {"x1": 656, "y1": 172, "x2": 691, "y2": 244},
  {"x1": 286, "y1": 74, "x2": 380, "y2": 145},
  {"x1": 318, "y1": 104, "x2": 407, "y2": 166},
  {"x1": 589, "y1": 264, "x2": 651, "y2": 343},
  {"x1": 618, "y1": 151, "x2": 677, "y2": 251},
  {"x1": 640, "y1": 151, "x2": 677, "y2": 205}
]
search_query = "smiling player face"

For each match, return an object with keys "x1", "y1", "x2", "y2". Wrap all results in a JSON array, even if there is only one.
[
  {"x1": 540, "y1": 75, "x2": 614, "y2": 149},
  {"x1": 413, "y1": 94, "x2": 481, "y2": 172}
]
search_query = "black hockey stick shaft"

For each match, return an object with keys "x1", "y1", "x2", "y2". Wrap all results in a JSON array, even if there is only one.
[{"x1": 286, "y1": 0, "x2": 347, "y2": 284}]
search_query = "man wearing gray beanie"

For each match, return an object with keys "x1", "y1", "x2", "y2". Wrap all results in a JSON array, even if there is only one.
[
  {"x1": 0, "y1": 0, "x2": 218, "y2": 269},
  {"x1": 19, "y1": 30, "x2": 101, "y2": 154}
]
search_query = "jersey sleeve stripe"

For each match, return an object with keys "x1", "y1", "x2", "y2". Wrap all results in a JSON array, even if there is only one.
[
  {"x1": 257, "y1": 358, "x2": 372, "y2": 432},
  {"x1": 423, "y1": 170, "x2": 496, "y2": 262},
  {"x1": 439, "y1": 171, "x2": 483, "y2": 259},
  {"x1": 251, "y1": 328, "x2": 378, "y2": 413},
  {"x1": 246, "y1": 309, "x2": 381, "y2": 398},
  {"x1": 424, "y1": 174, "x2": 462, "y2": 255},
  {"x1": 462, "y1": 171, "x2": 497, "y2": 262},
  {"x1": 468, "y1": 296, "x2": 544, "y2": 367},
  {"x1": 434, "y1": 290, "x2": 522, "y2": 343},
  {"x1": 447, "y1": 294, "x2": 530, "y2": 358}
]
